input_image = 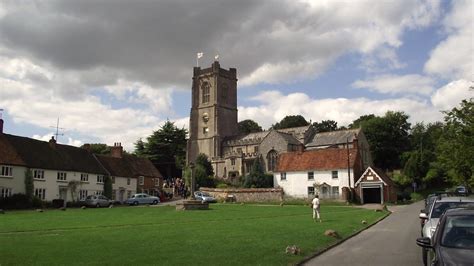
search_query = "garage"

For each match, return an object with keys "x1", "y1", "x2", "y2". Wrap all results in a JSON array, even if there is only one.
[
  {"x1": 362, "y1": 186, "x2": 382, "y2": 204},
  {"x1": 355, "y1": 166, "x2": 398, "y2": 204}
]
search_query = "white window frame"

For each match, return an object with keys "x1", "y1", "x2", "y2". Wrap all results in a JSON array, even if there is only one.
[
  {"x1": 57, "y1": 172, "x2": 67, "y2": 181},
  {"x1": 79, "y1": 190, "x2": 88, "y2": 200},
  {"x1": 1, "y1": 187, "x2": 12, "y2": 198},
  {"x1": 0, "y1": 165, "x2": 13, "y2": 177},
  {"x1": 154, "y1": 178, "x2": 160, "y2": 187},
  {"x1": 332, "y1": 186, "x2": 340, "y2": 196},
  {"x1": 307, "y1": 186, "x2": 315, "y2": 197},
  {"x1": 307, "y1": 171, "x2": 314, "y2": 181},
  {"x1": 81, "y1": 173, "x2": 89, "y2": 182},
  {"x1": 139, "y1": 176, "x2": 144, "y2": 185},
  {"x1": 95, "y1": 190, "x2": 103, "y2": 195},
  {"x1": 280, "y1": 172, "x2": 287, "y2": 181},
  {"x1": 34, "y1": 188, "x2": 46, "y2": 200},
  {"x1": 97, "y1": 175, "x2": 104, "y2": 184},
  {"x1": 332, "y1": 171, "x2": 338, "y2": 179},
  {"x1": 33, "y1": 169, "x2": 45, "y2": 180}
]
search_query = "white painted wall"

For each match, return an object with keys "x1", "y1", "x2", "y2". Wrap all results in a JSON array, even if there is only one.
[
  {"x1": 111, "y1": 176, "x2": 137, "y2": 202},
  {"x1": 0, "y1": 165, "x2": 27, "y2": 195},
  {"x1": 274, "y1": 168, "x2": 355, "y2": 198}
]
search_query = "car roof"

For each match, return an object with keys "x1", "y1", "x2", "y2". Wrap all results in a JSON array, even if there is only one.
[
  {"x1": 443, "y1": 208, "x2": 474, "y2": 216},
  {"x1": 434, "y1": 196, "x2": 474, "y2": 203}
]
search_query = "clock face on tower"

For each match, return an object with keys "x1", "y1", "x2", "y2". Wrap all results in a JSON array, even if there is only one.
[{"x1": 202, "y1": 113, "x2": 209, "y2": 122}]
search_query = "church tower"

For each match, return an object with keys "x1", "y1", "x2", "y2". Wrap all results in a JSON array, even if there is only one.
[{"x1": 187, "y1": 61, "x2": 238, "y2": 166}]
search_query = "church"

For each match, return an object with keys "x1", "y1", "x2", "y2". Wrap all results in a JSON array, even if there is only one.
[{"x1": 186, "y1": 61, "x2": 373, "y2": 180}]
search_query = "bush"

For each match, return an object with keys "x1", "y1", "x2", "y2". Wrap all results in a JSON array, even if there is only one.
[{"x1": 0, "y1": 193, "x2": 33, "y2": 209}]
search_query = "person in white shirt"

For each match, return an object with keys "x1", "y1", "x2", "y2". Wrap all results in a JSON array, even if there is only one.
[{"x1": 311, "y1": 195, "x2": 321, "y2": 222}]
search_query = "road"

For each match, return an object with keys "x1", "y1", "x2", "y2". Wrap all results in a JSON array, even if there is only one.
[{"x1": 303, "y1": 201, "x2": 424, "y2": 266}]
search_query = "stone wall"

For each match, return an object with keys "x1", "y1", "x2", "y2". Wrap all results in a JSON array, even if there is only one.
[{"x1": 200, "y1": 187, "x2": 283, "y2": 202}]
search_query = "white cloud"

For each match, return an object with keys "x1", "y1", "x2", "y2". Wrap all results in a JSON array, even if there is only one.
[
  {"x1": 239, "y1": 90, "x2": 443, "y2": 129},
  {"x1": 431, "y1": 79, "x2": 473, "y2": 111},
  {"x1": 424, "y1": 0, "x2": 472, "y2": 80},
  {"x1": 352, "y1": 74, "x2": 435, "y2": 96}
]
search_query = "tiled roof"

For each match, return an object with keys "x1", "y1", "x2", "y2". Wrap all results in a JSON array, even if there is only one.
[
  {"x1": 96, "y1": 154, "x2": 162, "y2": 178},
  {"x1": 0, "y1": 133, "x2": 108, "y2": 174},
  {"x1": 306, "y1": 128, "x2": 360, "y2": 148},
  {"x1": 276, "y1": 148, "x2": 359, "y2": 172},
  {"x1": 276, "y1": 131, "x2": 301, "y2": 145}
]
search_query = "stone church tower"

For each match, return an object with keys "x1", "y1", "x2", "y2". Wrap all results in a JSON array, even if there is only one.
[{"x1": 187, "y1": 61, "x2": 238, "y2": 165}]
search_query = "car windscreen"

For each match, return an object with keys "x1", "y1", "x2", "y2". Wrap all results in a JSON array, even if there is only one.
[
  {"x1": 432, "y1": 202, "x2": 474, "y2": 218},
  {"x1": 441, "y1": 215, "x2": 474, "y2": 249}
]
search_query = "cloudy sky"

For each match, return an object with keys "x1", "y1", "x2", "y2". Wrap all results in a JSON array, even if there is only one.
[{"x1": 0, "y1": 0, "x2": 472, "y2": 151}]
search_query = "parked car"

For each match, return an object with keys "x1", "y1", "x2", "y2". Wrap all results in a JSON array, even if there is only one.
[
  {"x1": 84, "y1": 195, "x2": 111, "y2": 208},
  {"x1": 194, "y1": 191, "x2": 217, "y2": 203},
  {"x1": 419, "y1": 196, "x2": 474, "y2": 265},
  {"x1": 126, "y1": 193, "x2": 160, "y2": 205},
  {"x1": 417, "y1": 208, "x2": 474, "y2": 266},
  {"x1": 455, "y1": 186, "x2": 470, "y2": 196}
]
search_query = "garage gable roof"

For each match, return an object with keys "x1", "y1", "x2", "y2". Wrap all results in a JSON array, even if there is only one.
[{"x1": 355, "y1": 166, "x2": 396, "y2": 186}]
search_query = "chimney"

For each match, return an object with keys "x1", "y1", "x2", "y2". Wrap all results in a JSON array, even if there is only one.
[
  {"x1": 110, "y1": 142, "x2": 123, "y2": 158},
  {"x1": 0, "y1": 118, "x2": 3, "y2": 134},
  {"x1": 49, "y1": 136, "x2": 56, "y2": 148},
  {"x1": 82, "y1": 144, "x2": 91, "y2": 152}
]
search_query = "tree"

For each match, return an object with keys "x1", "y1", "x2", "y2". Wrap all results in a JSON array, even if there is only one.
[
  {"x1": 140, "y1": 120, "x2": 188, "y2": 179},
  {"x1": 436, "y1": 99, "x2": 474, "y2": 188},
  {"x1": 133, "y1": 138, "x2": 146, "y2": 157},
  {"x1": 272, "y1": 115, "x2": 309, "y2": 130},
  {"x1": 243, "y1": 159, "x2": 273, "y2": 188},
  {"x1": 103, "y1": 176, "x2": 113, "y2": 199},
  {"x1": 238, "y1": 119, "x2": 263, "y2": 134},
  {"x1": 348, "y1": 114, "x2": 376, "y2": 129},
  {"x1": 352, "y1": 111, "x2": 411, "y2": 170},
  {"x1": 80, "y1": 143, "x2": 110, "y2": 155},
  {"x1": 195, "y1": 153, "x2": 214, "y2": 177},
  {"x1": 24, "y1": 169, "x2": 34, "y2": 199},
  {"x1": 313, "y1": 120, "x2": 338, "y2": 132},
  {"x1": 184, "y1": 153, "x2": 215, "y2": 189}
]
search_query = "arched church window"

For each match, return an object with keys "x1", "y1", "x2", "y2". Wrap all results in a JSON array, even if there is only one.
[
  {"x1": 267, "y1": 150, "x2": 278, "y2": 172},
  {"x1": 202, "y1": 82, "x2": 210, "y2": 104}
]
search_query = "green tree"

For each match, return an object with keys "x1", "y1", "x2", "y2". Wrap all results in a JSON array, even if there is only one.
[
  {"x1": 243, "y1": 159, "x2": 273, "y2": 188},
  {"x1": 272, "y1": 115, "x2": 309, "y2": 130},
  {"x1": 141, "y1": 120, "x2": 188, "y2": 178},
  {"x1": 312, "y1": 120, "x2": 338, "y2": 132},
  {"x1": 184, "y1": 154, "x2": 215, "y2": 189},
  {"x1": 195, "y1": 153, "x2": 214, "y2": 177},
  {"x1": 103, "y1": 176, "x2": 113, "y2": 199},
  {"x1": 133, "y1": 138, "x2": 146, "y2": 157},
  {"x1": 238, "y1": 119, "x2": 263, "y2": 134},
  {"x1": 436, "y1": 99, "x2": 474, "y2": 188},
  {"x1": 24, "y1": 169, "x2": 34, "y2": 199},
  {"x1": 353, "y1": 111, "x2": 411, "y2": 170},
  {"x1": 348, "y1": 114, "x2": 376, "y2": 129}
]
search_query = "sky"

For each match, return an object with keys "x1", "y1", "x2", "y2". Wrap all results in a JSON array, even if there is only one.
[{"x1": 0, "y1": 0, "x2": 472, "y2": 152}]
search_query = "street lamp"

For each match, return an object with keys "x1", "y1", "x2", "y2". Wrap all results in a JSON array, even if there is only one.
[{"x1": 189, "y1": 162, "x2": 195, "y2": 200}]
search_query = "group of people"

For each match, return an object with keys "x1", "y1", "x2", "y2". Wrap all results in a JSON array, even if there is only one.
[{"x1": 163, "y1": 177, "x2": 188, "y2": 199}]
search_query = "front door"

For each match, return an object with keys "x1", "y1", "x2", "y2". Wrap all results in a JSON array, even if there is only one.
[
  {"x1": 119, "y1": 190, "x2": 125, "y2": 202},
  {"x1": 59, "y1": 187, "x2": 68, "y2": 206}
]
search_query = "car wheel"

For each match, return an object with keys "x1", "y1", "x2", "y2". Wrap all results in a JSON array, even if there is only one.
[
  {"x1": 96, "y1": 203, "x2": 100, "y2": 208},
  {"x1": 134, "y1": 201, "x2": 139, "y2": 206},
  {"x1": 422, "y1": 248, "x2": 427, "y2": 266},
  {"x1": 152, "y1": 200, "x2": 158, "y2": 205}
]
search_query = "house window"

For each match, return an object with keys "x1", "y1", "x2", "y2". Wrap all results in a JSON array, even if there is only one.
[
  {"x1": 332, "y1": 186, "x2": 339, "y2": 196},
  {"x1": 79, "y1": 190, "x2": 88, "y2": 200},
  {"x1": 237, "y1": 148, "x2": 242, "y2": 154},
  {"x1": 57, "y1": 172, "x2": 67, "y2": 181},
  {"x1": 155, "y1": 178, "x2": 160, "y2": 187},
  {"x1": 280, "y1": 172, "x2": 287, "y2": 181},
  {"x1": 203, "y1": 127, "x2": 209, "y2": 134},
  {"x1": 97, "y1": 175, "x2": 104, "y2": 184},
  {"x1": 139, "y1": 176, "x2": 144, "y2": 185},
  {"x1": 1, "y1": 187, "x2": 12, "y2": 198},
  {"x1": 332, "y1": 171, "x2": 338, "y2": 179},
  {"x1": 81, "y1": 173, "x2": 89, "y2": 182},
  {"x1": 33, "y1": 169, "x2": 45, "y2": 180},
  {"x1": 34, "y1": 188, "x2": 46, "y2": 200},
  {"x1": 95, "y1": 191, "x2": 103, "y2": 195},
  {"x1": 308, "y1": 172, "x2": 314, "y2": 180},
  {"x1": 201, "y1": 82, "x2": 210, "y2": 103},
  {"x1": 0, "y1": 166, "x2": 13, "y2": 177},
  {"x1": 254, "y1": 146, "x2": 259, "y2": 153},
  {"x1": 127, "y1": 190, "x2": 132, "y2": 199},
  {"x1": 111, "y1": 176, "x2": 115, "y2": 184},
  {"x1": 307, "y1": 187, "x2": 315, "y2": 197},
  {"x1": 231, "y1": 158, "x2": 236, "y2": 166},
  {"x1": 127, "y1": 178, "x2": 131, "y2": 185},
  {"x1": 267, "y1": 150, "x2": 278, "y2": 172}
]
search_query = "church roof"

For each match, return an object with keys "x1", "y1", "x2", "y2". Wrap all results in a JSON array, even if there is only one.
[
  {"x1": 306, "y1": 128, "x2": 361, "y2": 148},
  {"x1": 276, "y1": 148, "x2": 359, "y2": 172},
  {"x1": 223, "y1": 131, "x2": 270, "y2": 146},
  {"x1": 275, "y1": 131, "x2": 301, "y2": 145},
  {"x1": 277, "y1": 125, "x2": 313, "y2": 143}
]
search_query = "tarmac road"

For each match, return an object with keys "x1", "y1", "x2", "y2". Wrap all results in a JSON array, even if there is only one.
[{"x1": 303, "y1": 201, "x2": 424, "y2": 266}]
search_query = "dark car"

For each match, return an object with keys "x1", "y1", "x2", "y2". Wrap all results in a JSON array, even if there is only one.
[{"x1": 417, "y1": 208, "x2": 474, "y2": 266}]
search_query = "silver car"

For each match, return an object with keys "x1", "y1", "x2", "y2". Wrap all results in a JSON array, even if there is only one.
[
  {"x1": 126, "y1": 193, "x2": 160, "y2": 206},
  {"x1": 419, "y1": 196, "x2": 474, "y2": 265},
  {"x1": 84, "y1": 195, "x2": 111, "y2": 208},
  {"x1": 194, "y1": 191, "x2": 217, "y2": 203}
]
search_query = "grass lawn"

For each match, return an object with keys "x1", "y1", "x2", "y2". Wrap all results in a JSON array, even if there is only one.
[{"x1": 0, "y1": 203, "x2": 387, "y2": 265}]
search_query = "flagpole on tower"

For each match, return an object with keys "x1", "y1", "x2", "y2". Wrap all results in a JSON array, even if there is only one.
[{"x1": 196, "y1": 52, "x2": 203, "y2": 67}]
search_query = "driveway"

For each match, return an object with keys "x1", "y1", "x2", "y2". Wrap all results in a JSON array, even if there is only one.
[{"x1": 302, "y1": 201, "x2": 424, "y2": 266}]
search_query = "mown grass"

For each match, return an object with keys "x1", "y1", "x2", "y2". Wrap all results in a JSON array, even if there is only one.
[{"x1": 0, "y1": 203, "x2": 387, "y2": 265}]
